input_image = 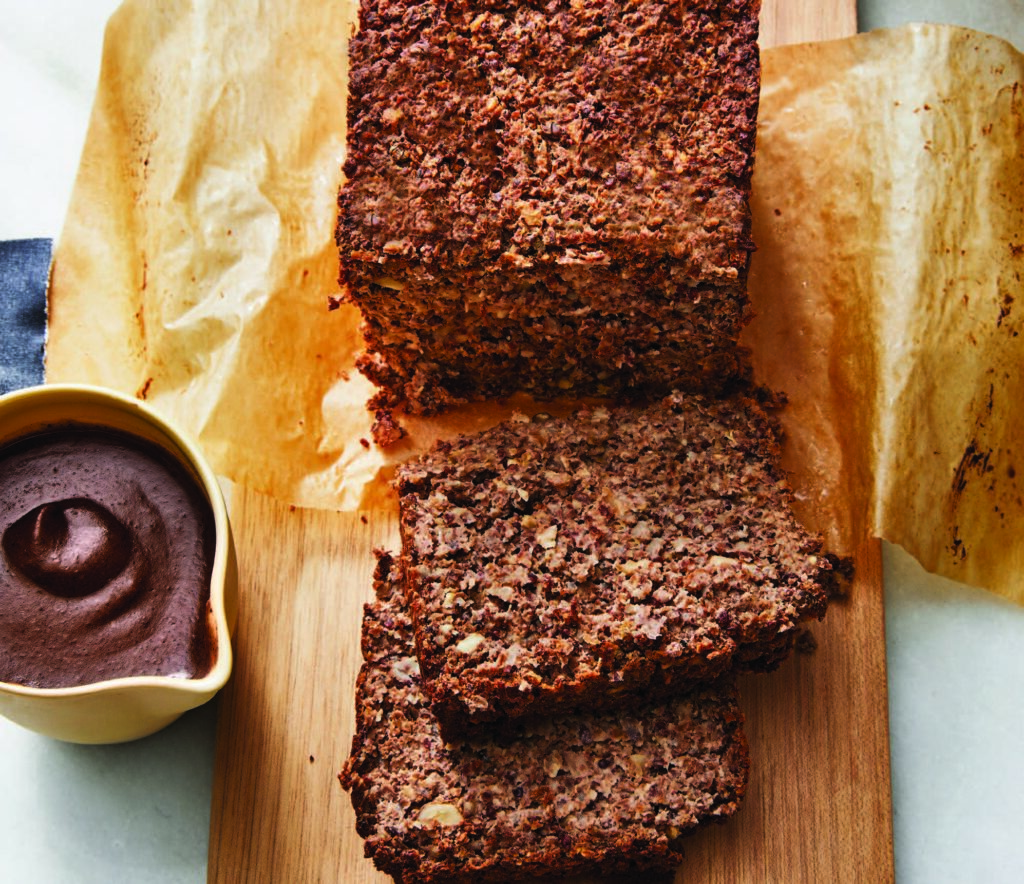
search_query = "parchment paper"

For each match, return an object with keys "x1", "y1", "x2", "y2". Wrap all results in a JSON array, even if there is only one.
[{"x1": 46, "y1": 2, "x2": 1024, "y2": 604}]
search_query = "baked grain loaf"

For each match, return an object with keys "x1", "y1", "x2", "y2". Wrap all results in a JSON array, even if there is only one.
[
  {"x1": 340, "y1": 552, "x2": 749, "y2": 884},
  {"x1": 338, "y1": 0, "x2": 762, "y2": 434},
  {"x1": 396, "y1": 390, "x2": 833, "y2": 735}
]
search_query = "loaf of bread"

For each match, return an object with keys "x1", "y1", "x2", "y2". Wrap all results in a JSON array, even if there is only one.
[
  {"x1": 340, "y1": 552, "x2": 750, "y2": 883},
  {"x1": 338, "y1": 0, "x2": 762, "y2": 438},
  {"x1": 395, "y1": 390, "x2": 834, "y2": 735}
]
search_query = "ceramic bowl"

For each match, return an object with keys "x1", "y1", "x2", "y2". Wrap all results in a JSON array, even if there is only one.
[{"x1": 0, "y1": 384, "x2": 237, "y2": 743}]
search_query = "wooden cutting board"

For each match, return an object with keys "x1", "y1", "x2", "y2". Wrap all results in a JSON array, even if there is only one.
[{"x1": 207, "y1": 2, "x2": 894, "y2": 882}]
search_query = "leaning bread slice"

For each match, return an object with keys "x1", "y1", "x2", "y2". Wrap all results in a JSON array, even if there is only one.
[
  {"x1": 396, "y1": 390, "x2": 834, "y2": 735},
  {"x1": 340, "y1": 552, "x2": 749, "y2": 884}
]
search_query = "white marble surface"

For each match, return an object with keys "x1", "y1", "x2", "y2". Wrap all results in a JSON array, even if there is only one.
[{"x1": 1, "y1": 2, "x2": 1023, "y2": 882}]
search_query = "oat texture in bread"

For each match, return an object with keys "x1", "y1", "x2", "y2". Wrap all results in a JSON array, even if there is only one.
[
  {"x1": 395, "y1": 390, "x2": 834, "y2": 735},
  {"x1": 340, "y1": 552, "x2": 750, "y2": 884},
  {"x1": 339, "y1": 0, "x2": 762, "y2": 432}
]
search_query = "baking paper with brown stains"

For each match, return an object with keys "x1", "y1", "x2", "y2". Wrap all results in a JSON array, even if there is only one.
[
  {"x1": 46, "y1": 3, "x2": 1024, "y2": 605},
  {"x1": 744, "y1": 25, "x2": 1024, "y2": 602}
]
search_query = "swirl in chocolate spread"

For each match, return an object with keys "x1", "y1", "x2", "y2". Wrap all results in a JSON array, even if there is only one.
[{"x1": 0, "y1": 426, "x2": 216, "y2": 689}]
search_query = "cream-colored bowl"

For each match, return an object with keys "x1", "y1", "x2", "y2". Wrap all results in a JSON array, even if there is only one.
[{"x1": 0, "y1": 384, "x2": 237, "y2": 743}]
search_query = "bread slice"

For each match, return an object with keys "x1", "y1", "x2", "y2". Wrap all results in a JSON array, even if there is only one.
[
  {"x1": 340, "y1": 551, "x2": 749, "y2": 884},
  {"x1": 338, "y1": 0, "x2": 762, "y2": 433},
  {"x1": 396, "y1": 390, "x2": 833, "y2": 735}
]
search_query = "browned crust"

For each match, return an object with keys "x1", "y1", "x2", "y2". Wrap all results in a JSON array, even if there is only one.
[
  {"x1": 340, "y1": 0, "x2": 760, "y2": 273},
  {"x1": 338, "y1": 0, "x2": 762, "y2": 423}
]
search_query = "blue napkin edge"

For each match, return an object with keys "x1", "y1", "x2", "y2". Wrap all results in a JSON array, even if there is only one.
[{"x1": 0, "y1": 238, "x2": 51, "y2": 395}]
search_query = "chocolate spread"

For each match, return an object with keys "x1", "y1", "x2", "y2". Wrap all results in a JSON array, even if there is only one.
[{"x1": 0, "y1": 425, "x2": 216, "y2": 689}]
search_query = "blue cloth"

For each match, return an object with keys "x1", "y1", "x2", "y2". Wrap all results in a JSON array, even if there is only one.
[{"x1": 0, "y1": 238, "x2": 50, "y2": 394}]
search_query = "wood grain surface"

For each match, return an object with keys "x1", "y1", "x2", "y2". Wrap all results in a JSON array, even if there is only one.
[{"x1": 208, "y1": 2, "x2": 894, "y2": 882}]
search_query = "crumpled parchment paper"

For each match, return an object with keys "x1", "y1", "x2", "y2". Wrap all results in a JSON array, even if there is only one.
[{"x1": 46, "y1": 2, "x2": 1024, "y2": 604}]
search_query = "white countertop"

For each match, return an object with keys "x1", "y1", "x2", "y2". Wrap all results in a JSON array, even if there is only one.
[{"x1": 1, "y1": 2, "x2": 1022, "y2": 882}]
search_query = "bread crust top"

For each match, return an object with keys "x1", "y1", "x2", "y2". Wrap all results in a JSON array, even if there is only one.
[{"x1": 339, "y1": 0, "x2": 761, "y2": 282}]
